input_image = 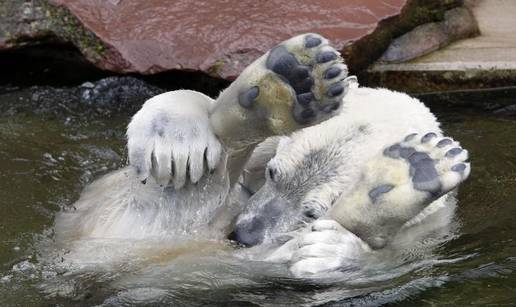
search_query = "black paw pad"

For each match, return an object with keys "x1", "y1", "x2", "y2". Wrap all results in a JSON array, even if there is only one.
[
  {"x1": 297, "y1": 93, "x2": 314, "y2": 106},
  {"x1": 436, "y1": 139, "x2": 453, "y2": 148},
  {"x1": 411, "y1": 158, "x2": 440, "y2": 193},
  {"x1": 452, "y1": 163, "x2": 466, "y2": 173},
  {"x1": 445, "y1": 148, "x2": 463, "y2": 158},
  {"x1": 292, "y1": 77, "x2": 314, "y2": 94},
  {"x1": 304, "y1": 35, "x2": 322, "y2": 48},
  {"x1": 408, "y1": 152, "x2": 431, "y2": 165},
  {"x1": 266, "y1": 46, "x2": 314, "y2": 95},
  {"x1": 292, "y1": 66, "x2": 310, "y2": 80},
  {"x1": 317, "y1": 51, "x2": 337, "y2": 63},
  {"x1": 238, "y1": 86, "x2": 260, "y2": 109},
  {"x1": 324, "y1": 66, "x2": 341, "y2": 79},
  {"x1": 326, "y1": 83, "x2": 344, "y2": 97},
  {"x1": 421, "y1": 132, "x2": 437, "y2": 143},
  {"x1": 369, "y1": 184, "x2": 394, "y2": 203},
  {"x1": 266, "y1": 46, "x2": 299, "y2": 77},
  {"x1": 400, "y1": 147, "x2": 416, "y2": 159},
  {"x1": 384, "y1": 144, "x2": 415, "y2": 159}
]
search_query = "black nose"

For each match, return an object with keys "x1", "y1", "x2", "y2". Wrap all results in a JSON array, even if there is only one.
[{"x1": 228, "y1": 218, "x2": 265, "y2": 247}]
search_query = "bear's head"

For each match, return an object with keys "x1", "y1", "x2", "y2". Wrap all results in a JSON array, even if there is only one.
[{"x1": 229, "y1": 128, "x2": 355, "y2": 247}]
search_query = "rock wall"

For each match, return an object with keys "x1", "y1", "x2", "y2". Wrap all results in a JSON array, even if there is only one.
[{"x1": 1, "y1": 0, "x2": 465, "y2": 80}]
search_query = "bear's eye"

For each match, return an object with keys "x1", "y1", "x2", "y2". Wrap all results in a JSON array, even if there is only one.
[{"x1": 303, "y1": 208, "x2": 319, "y2": 220}]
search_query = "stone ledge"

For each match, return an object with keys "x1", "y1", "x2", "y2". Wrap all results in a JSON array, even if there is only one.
[
  {"x1": 372, "y1": 62, "x2": 516, "y2": 71},
  {"x1": 365, "y1": 0, "x2": 516, "y2": 94},
  {"x1": 364, "y1": 68, "x2": 516, "y2": 93}
]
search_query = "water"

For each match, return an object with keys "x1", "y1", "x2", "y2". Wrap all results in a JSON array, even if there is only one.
[{"x1": 0, "y1": 86, "x2": 515, "y2": 306}]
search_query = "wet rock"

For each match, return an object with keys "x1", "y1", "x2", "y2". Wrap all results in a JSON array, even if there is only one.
[
  {"x1": 76, "y1": 77, "x2": 163, "y2": 111},
  {"x1": 12, "y1": 260, "x2": 37, "y2": 274},
  {"x1": 0, "y1": 274, "x2": 12, "y2": 284},
  {"x1": 379, "y1": 7, "x2": 479, "y2": 63},
  {"x1": 365, "y1": 61, "x2": 516, "y2": 94},
  {"x1": 0, "y1": 77, "x2": 164, "y2": 118},
  {"x1": 1, "y1": 0, "x2": 464, "y2": 79},
  {"x1": 493, "y1": 104, "x2": 516, "y2": 116},
  {"x1": 365, "y1": 0, "x2": 516, "y2": 94},
  {"x1": 443, "y1": 6, "x2": 480, "y2": 41},
  {"x1": 0, "y1": 0, "x2": 119, "y2": 68},
  {"x1": 414, "y1": 86, "x2": 516, "y2": 113},
  {"x1": 379, "y1": 23, "x2": 449, "y2": 63}
]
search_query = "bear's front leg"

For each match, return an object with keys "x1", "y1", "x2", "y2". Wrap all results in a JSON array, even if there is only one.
[{"x1": 127, "y1": 90, "x2": 223, "y2": 189}]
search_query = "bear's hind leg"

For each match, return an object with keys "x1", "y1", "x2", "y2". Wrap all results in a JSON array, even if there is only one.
[
  {"x1": 212, "y1": 33, "x2": 349, "y2": 130},
  {"x1": 210, "y1": 33, "x2": 351, "y2": 184},
  {"x1": 329, "y1": 133, "x2": 470, "y2": 249}
]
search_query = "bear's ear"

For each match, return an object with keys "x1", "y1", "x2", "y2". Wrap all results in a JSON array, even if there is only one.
[{"x1": 266, "y1": 165, "x2": 279, "y2": 183}]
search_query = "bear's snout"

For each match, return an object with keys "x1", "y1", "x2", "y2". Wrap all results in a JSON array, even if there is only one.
[{"x1": 229, "y1": 197, "x2": 284, "y2": 247}]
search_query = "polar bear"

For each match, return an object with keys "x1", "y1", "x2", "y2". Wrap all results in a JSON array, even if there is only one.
[
  {"x1": 55, "y1": 33, "x2": 348, "y2": 243},
  {"x1": 54, "y1": 33, "x2": 470, "y2": 279}
]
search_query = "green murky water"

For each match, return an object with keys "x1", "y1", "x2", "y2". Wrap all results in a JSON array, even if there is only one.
[{"x1": 0, "y1": 88, "x2": 515, "y2": 305}]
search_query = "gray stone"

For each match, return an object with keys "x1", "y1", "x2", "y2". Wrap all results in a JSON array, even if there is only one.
[{"x1": 379, "y1": 7, "x2": 479, "y2": 63}]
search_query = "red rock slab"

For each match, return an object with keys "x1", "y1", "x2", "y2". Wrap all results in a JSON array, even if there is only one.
[{"x1": 49, "y1": 0, "x2": 407, "y2": 79}]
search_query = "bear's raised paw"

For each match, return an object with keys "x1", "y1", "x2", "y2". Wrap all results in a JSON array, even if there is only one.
[{"x1": 329, "y1": 132, "x2": 470, "y2": 249}]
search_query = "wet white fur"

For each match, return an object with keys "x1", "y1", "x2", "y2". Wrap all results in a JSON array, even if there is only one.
[
  {"x1": 127, "y1": 90, "x2": 222, "y2": 188},
  {"x1": 260, "y1": 85, "x2": 469, "y2": 277},
  {"x1": 55, "y1": 85, "x2": 468, "y2": 279}
]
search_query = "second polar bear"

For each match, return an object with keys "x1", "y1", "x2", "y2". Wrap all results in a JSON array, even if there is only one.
[{"x1": 54, "y1": 33, "x2": 470, "y2": 278}]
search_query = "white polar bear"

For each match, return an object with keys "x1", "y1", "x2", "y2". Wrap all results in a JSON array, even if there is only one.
[
  {"x1": 55, "y1": 33, "x2": 348, "y2": 245},
  {"x1": 53, "y1": 33, "x2": 470, "y2": 279}
]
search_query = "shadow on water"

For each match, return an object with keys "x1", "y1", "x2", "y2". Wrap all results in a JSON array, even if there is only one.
[{"x1": 0, "y1": 79, "x2": 515, "y2": 305}]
